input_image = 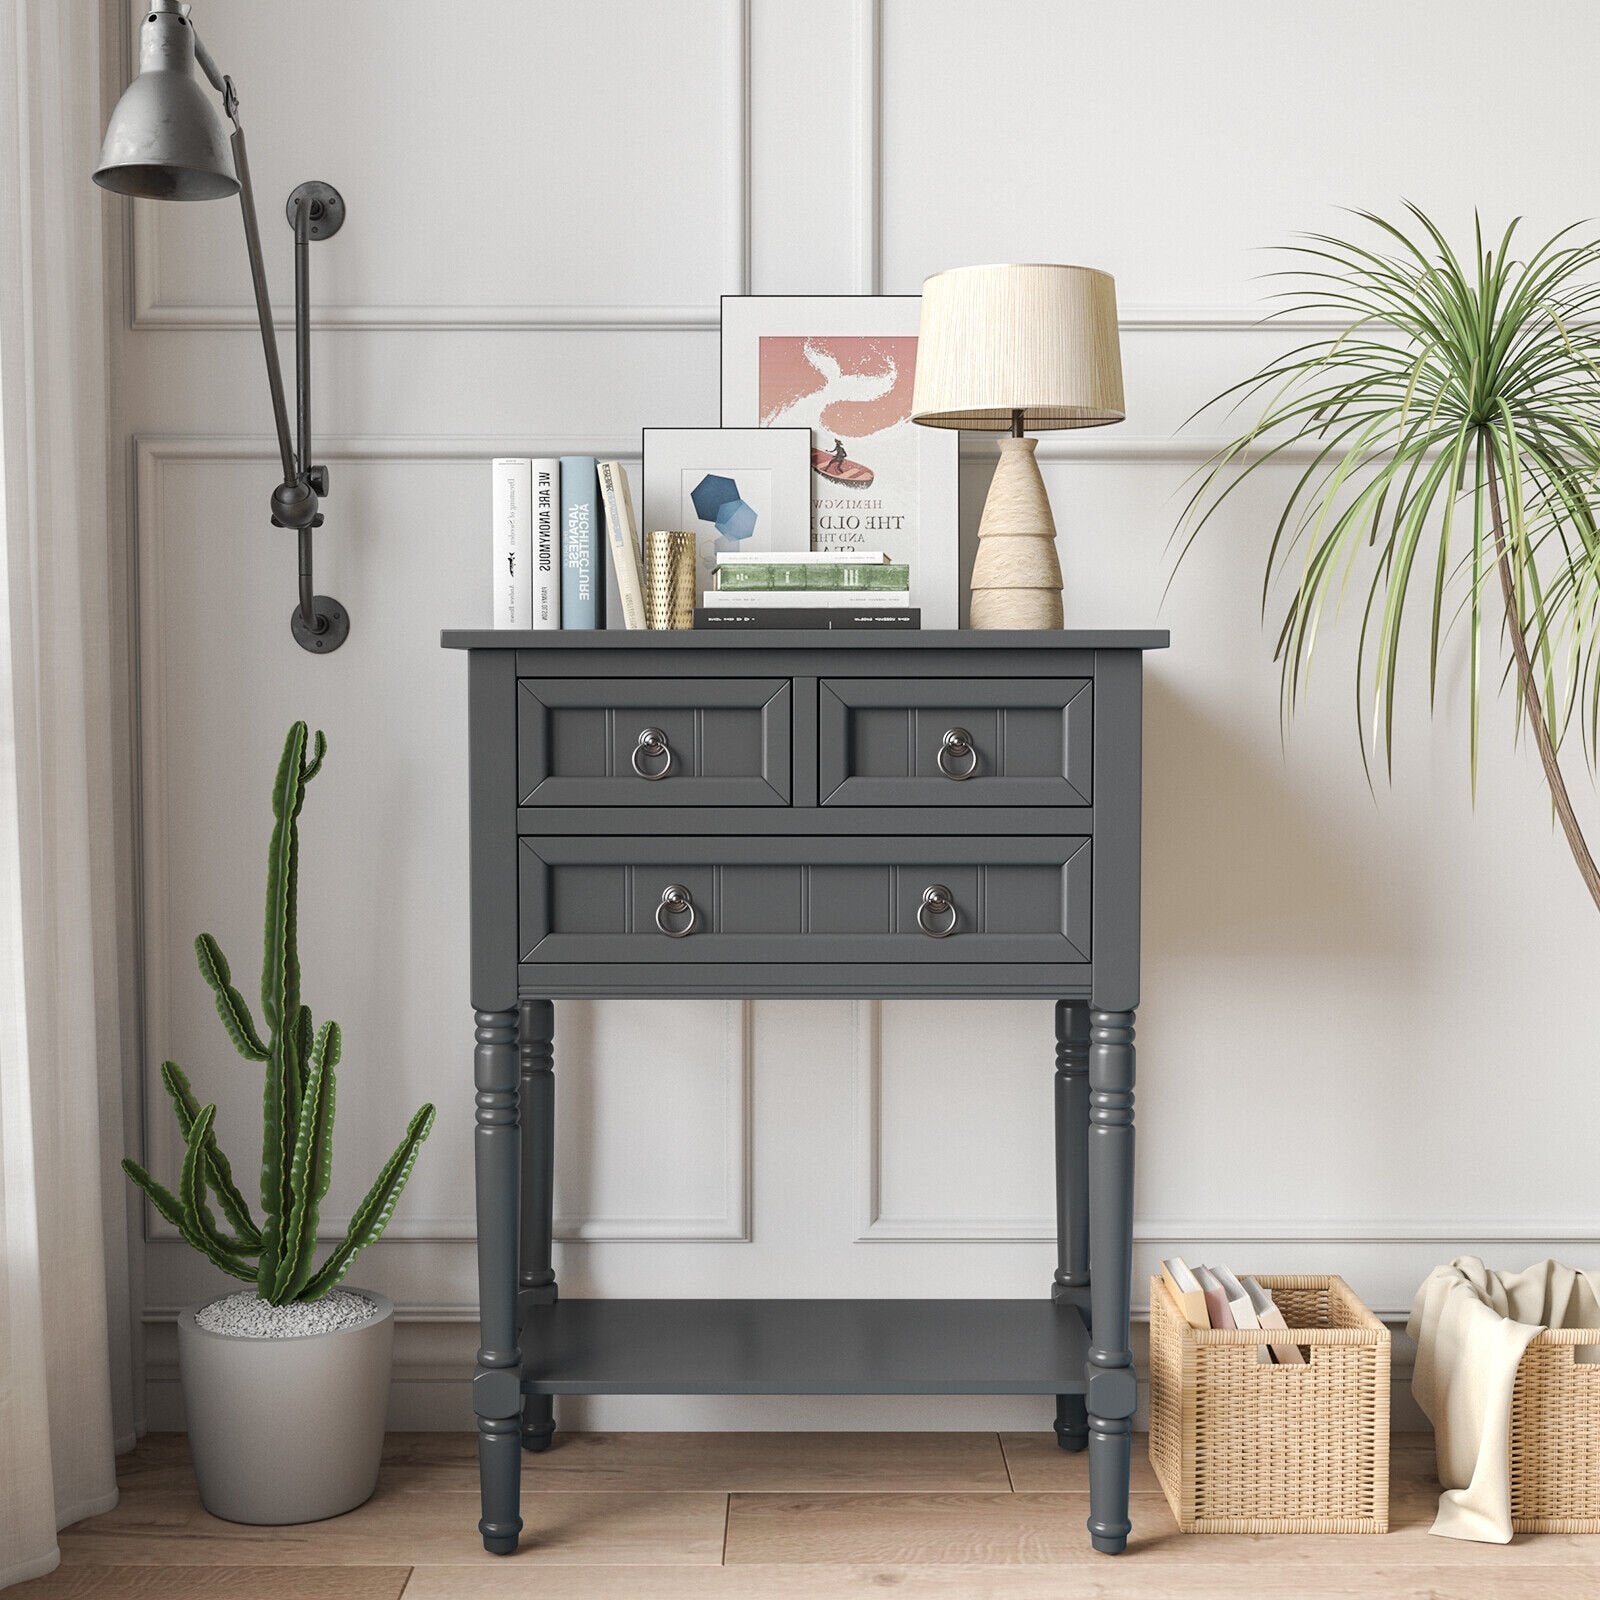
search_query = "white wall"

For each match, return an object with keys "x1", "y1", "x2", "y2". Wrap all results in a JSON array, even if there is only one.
[{"x1": 112, "y1": 0, "x2": 1600, "y2": 1431}]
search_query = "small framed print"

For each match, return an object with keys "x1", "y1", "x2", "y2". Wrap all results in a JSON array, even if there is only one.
[
  {"x1": 720, "y1": 295, "x2": 961, "y2": 627},
  {"x1": 640, "y1": 427, "x2": 812, "y2": 598}
]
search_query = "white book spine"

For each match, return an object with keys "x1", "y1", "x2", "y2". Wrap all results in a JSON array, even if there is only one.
[
  {"x1": 701, "y1": 589, "x2": 912, "y2": 609},
  {"x1": 531, "y1": 459, "x2": 560, "y2": 629},
  {"x1": 491, "y1": 458, "x2": 533, "y2": 628},
  {"x1": 717, "y1": 550, "x2": 890, "y2": 565},
  {"x1": 597, "y1": 461, "x2": 647, "y2": 630}
]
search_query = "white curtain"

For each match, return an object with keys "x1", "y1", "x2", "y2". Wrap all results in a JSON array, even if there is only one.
[{"x1": 0, "y1": 0, "x2": 136, "y2": 1588}]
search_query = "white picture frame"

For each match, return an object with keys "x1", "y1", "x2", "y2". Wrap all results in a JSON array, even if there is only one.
[
  {"x1": 720, "y1": 295, "x2": 961, "y2": 628},
  {"x1": 640, "y1": 427, "x2": 813, "y2": 599}
]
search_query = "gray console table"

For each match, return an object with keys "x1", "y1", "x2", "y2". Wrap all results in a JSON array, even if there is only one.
[{"x1": 442, "y1": 628, "x2": 1167, "y2": 1556}]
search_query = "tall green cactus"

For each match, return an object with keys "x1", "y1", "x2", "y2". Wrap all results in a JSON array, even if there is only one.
[{"x1": 124, "y1": 722, "x2": 436, "y2": 1304}]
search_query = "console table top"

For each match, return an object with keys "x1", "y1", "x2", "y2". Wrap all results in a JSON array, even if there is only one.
[{"x1": 441, "y1": 627, "x2": 1170, "y2": 651}]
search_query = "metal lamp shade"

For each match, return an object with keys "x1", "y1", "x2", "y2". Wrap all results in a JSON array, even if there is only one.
[
  {"x1": 94, "y1": 7, "x2": 237, "y2": 201},
  {"x1": 911, "y1": 263, "x2": 1125, "y2": 431}
]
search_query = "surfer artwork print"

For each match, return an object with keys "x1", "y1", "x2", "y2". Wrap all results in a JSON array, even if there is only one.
[{"x1": 720, "y1": 297, "x2": 959, "y2": 626}]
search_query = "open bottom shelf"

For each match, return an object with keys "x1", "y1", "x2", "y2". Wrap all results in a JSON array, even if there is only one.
[{"x1": 518, "y1": 1298, "x2": 1090, "y2": 1396}]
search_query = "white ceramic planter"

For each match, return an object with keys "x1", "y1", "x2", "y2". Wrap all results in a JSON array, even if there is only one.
[{"x1": 177, "y1": 1289, "x2": 394, "y2": 1524}]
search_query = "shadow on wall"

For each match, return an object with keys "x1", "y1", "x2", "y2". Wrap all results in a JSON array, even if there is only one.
[{"x1": 1139, "y1": 668, "x2": 1424, "y2": 976}]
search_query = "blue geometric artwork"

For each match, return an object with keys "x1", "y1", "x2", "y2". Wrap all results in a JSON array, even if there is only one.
[
  {"x1": 714, "y1": 497, "x2": 757, "y2": 541},
  {"x1": 691, "y1": 473, "x2": 742, "y2": 523}
]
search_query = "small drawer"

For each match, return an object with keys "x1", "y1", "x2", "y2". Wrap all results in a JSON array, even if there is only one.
[
  {"x1": 519, "y1": 835, "x2": 1090, "y2": 964},
  {"x1": 518, "y1": 678, "x2": 791, "y2": 806},
  {"x1": 818, "y1": 678, "x2": 1092, "y2": 805}
]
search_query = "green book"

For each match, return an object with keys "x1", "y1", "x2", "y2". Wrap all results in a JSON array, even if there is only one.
[
  {"x1": 716, "y1": 560, "x2": 908, "y2": 592},
  {"x1": 716, "y1": 562, "x2": 909, "y2": 592},
  {"x1": 715, "y1": 564, "x2": 774, "y2": 590},
  {"x1": 804, "y1": 563, "x2": 909, "y2": 591}
]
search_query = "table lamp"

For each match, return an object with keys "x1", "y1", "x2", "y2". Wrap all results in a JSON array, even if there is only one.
[
  {"x1": 94, "y1": 0, "x2": 350, "y2": 653},
  {"x1": 911, "y1": 263, "x2": 1125, "y2": 628}
]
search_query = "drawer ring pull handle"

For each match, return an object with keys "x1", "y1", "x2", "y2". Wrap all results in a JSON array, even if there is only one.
[
  {"x1": 937, "y1": 727, "x2": 978, "y2": 780},
  {"x1": 655, "y1": 883, "x2": 697, "y2": 938},
  {"x1": 631, "y1": 727, "x2": 675, "y2": 781},
  {"x1": 917, "y1": 884, "x2": 958, "y2": 939}
]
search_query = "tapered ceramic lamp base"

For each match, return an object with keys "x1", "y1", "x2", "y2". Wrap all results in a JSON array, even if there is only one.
[{"x1": 969, "y1": 436, "x2": 1063, "y2": 629}]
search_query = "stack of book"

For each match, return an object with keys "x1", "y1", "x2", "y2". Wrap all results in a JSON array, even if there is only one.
[
  {"x1": 490, "y1": 456, "x2": 646, "y2": 630},
  {"x1": 1160, "y1": 1258, "x2": 1308, "y2": 1365},
  {"x1": 694, "y1": 552, "x2": 920, "y2": 630}
]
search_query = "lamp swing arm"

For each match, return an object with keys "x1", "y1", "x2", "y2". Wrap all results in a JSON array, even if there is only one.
[
  {"x1": 138, "y1": 3, "x2": 348, "y2": 652},
  {"x1": 218, "y1": 82, "x2": 329, "y2": 639}
]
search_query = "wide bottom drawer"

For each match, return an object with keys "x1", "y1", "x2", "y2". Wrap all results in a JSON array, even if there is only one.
[{"x1": 519, "y1": 835, "x2": 1089, "y2": 963}]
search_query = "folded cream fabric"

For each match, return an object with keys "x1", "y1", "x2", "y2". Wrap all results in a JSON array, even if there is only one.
[{"x1": 1408, "y1": 1256, "x2": 1600, "y2": 1542}]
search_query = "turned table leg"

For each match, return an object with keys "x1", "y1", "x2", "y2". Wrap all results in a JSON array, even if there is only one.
[
  {"x1": 519, "y1": 999, "x2": 557, "y2": 1452},
  {"x1": 1054, "y1": 999, "x2": 1090, "y2": 1452},
  {"x1": 1085, "y1": 1007, "x2": 1136, "y2": 1555},
  {"x1": 473, "y1": 1006, "x2": 523, "y2": 1554}
]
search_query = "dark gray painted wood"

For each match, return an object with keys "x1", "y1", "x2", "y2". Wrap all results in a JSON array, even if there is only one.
[
  {"x1": 818, "y1": 678, "x2": 1092, "y2": 806},
  {"x1": 1054, "y1": 999, "x2": 1091, "y2": 1453},
  {"x1": 1086, "y1": 1008, "x2": 1137, "y2": 1555},
  {"x1": 517, "y1": 677, "x2": 791, "y2": 807},
  {"x1": 518, "y1": 835, "x2": 1091, "y2": 965},
  {"x1": 513, "y1": 645, "x2": 1109, "y2": 683},
  {"x1": 517, "y1": 961, "x2": 1094, "y2": 998},
  {"x1": 517, "y1": 803, "x2": 1096, "y2": 836},
  {"x1": 468, "y1": 652, "x2": 519, "y2": 1012},
  {"x1": 443, "y1": 627, "x2": 1169, "y2": 652},
  {"x1": 473, "y1": 1006, "x2": 522, "y2": 1554},
  {"x1": 1089, "y1": 650, "x2": 1142, "y2": 1012},
  {"x1": 448, "y1": 630, "x2": 1160, "y2": 1555},
  {"x1": 517, "y1": 1299, "x2": 1090, "y2": 1395},
  {"x1": 791, "y1": 676, "x2": 821, "y2": 807},
  {"x1": 518, "y1": 999, "x2": 556, "y2": 1453}
]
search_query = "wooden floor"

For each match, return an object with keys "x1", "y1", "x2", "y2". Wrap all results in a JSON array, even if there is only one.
[{"x1": 13, "y1": 1432, "x2": 1599, "y2": 1598}]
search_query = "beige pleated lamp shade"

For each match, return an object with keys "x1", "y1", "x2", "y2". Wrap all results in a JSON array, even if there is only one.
[{"x1": 911, "y1": 263, "x2": 1125, "y2": 431}]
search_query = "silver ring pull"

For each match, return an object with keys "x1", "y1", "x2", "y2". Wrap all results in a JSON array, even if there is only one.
[
  {"x1": 917, "y1": 884, "x2": 958, "y2": 938},
  {"x1": 937, "y1": 727, "x2": 978, "y2": 780},
  {"x1": 655, "y1": 883, "x2": 697, "y2": 938},
  {"x1": 631, "y1": 727, "x2": 675, "y2": 781}
]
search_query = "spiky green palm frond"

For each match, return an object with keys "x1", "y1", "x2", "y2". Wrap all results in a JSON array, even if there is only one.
[{"x1": 1178, "y1": 205, "x2": 1600, "y2": 787}]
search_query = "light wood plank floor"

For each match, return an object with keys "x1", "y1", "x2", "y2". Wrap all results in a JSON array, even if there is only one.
[{"x1": 12, "y1": 1432, "x2": 1598, "y2": 1598}]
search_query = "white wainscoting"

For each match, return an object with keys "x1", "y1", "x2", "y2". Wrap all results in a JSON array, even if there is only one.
[
  {"x1": 135, "y1": 440, "x2": 751, "y2": 1252},
  {"x1": 125, "y1": 0, "x2": 752, "y2": 330},
  {"x1": 113, "y1": 0, "x2": 1600, "y2": 1431}
]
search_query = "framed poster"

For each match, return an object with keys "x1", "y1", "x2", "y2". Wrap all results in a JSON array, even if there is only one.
[
  {"x1": 720, "y1": 295, "x2": 960, "y2": 628},
  {"x1": 640, "y1": 427, "x2": 812, "y2": 598}
]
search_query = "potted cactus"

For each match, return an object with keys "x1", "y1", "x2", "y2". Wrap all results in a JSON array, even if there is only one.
[{"x1": 123, "y1": 721, "x2": 435, "y2": 1524}]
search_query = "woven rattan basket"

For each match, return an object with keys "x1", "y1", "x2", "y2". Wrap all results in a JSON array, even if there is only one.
[
  {"x1": 1510, "y1": 1328, "x2": 1600, "y2": 1531},
  {"x1": 1148, "y1": 1272, "x2": 1390, "y2": 1533}
]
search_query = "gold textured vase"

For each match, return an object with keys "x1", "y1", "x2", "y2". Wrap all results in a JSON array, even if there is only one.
[{"x1": 644, "y1": 530, "x2": 696, "y2": 630}]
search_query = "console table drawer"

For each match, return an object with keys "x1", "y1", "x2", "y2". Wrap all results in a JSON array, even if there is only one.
[
  {"x1": 519, "y1": 835, "x2": 1090, "y2": 963},
  {"x1": 818, "y1": 678, "x2": 1092, "y2": 805},
  {"x1": 517, "y1": 678, "x2": 791, "y2": 805}
]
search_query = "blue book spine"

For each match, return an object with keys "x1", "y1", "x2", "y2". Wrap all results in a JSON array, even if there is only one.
[{"x1": 559, "y1": 456, "x2": 601, "y2": 628}]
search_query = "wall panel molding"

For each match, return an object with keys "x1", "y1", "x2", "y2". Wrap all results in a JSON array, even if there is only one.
[
  {"x1": 860, "y1": 5, "x2": 1363, "y2": 334},
  {"x1": 127, "y1": 0, "x2": 752, "y2": 333},
  {"x1": 851, "y1": 0, "x2": 882, "y2": 294},
  {"x1": 852, "y1": 1000, "x2": 1597, "y2": 1246},
  {"x1": 132, "y1": 434, "x2": 749, "y2": 1246}
]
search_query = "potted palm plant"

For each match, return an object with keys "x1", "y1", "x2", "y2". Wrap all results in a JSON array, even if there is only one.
[
  {"x1": 1180, "y1": 206, "x2": 1600, "y2": 908},
  {"x1": 124, "y1": 721, "x2": 435, "y2": 1524}
]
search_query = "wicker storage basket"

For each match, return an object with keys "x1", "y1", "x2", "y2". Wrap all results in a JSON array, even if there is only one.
[
  {"x1": 1149, "y1": 1272, "x2": 1390, "y2": 1533},
  {"x1": 1510, "y1": 1328, "x2": 1600, "y2": 1531}
]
